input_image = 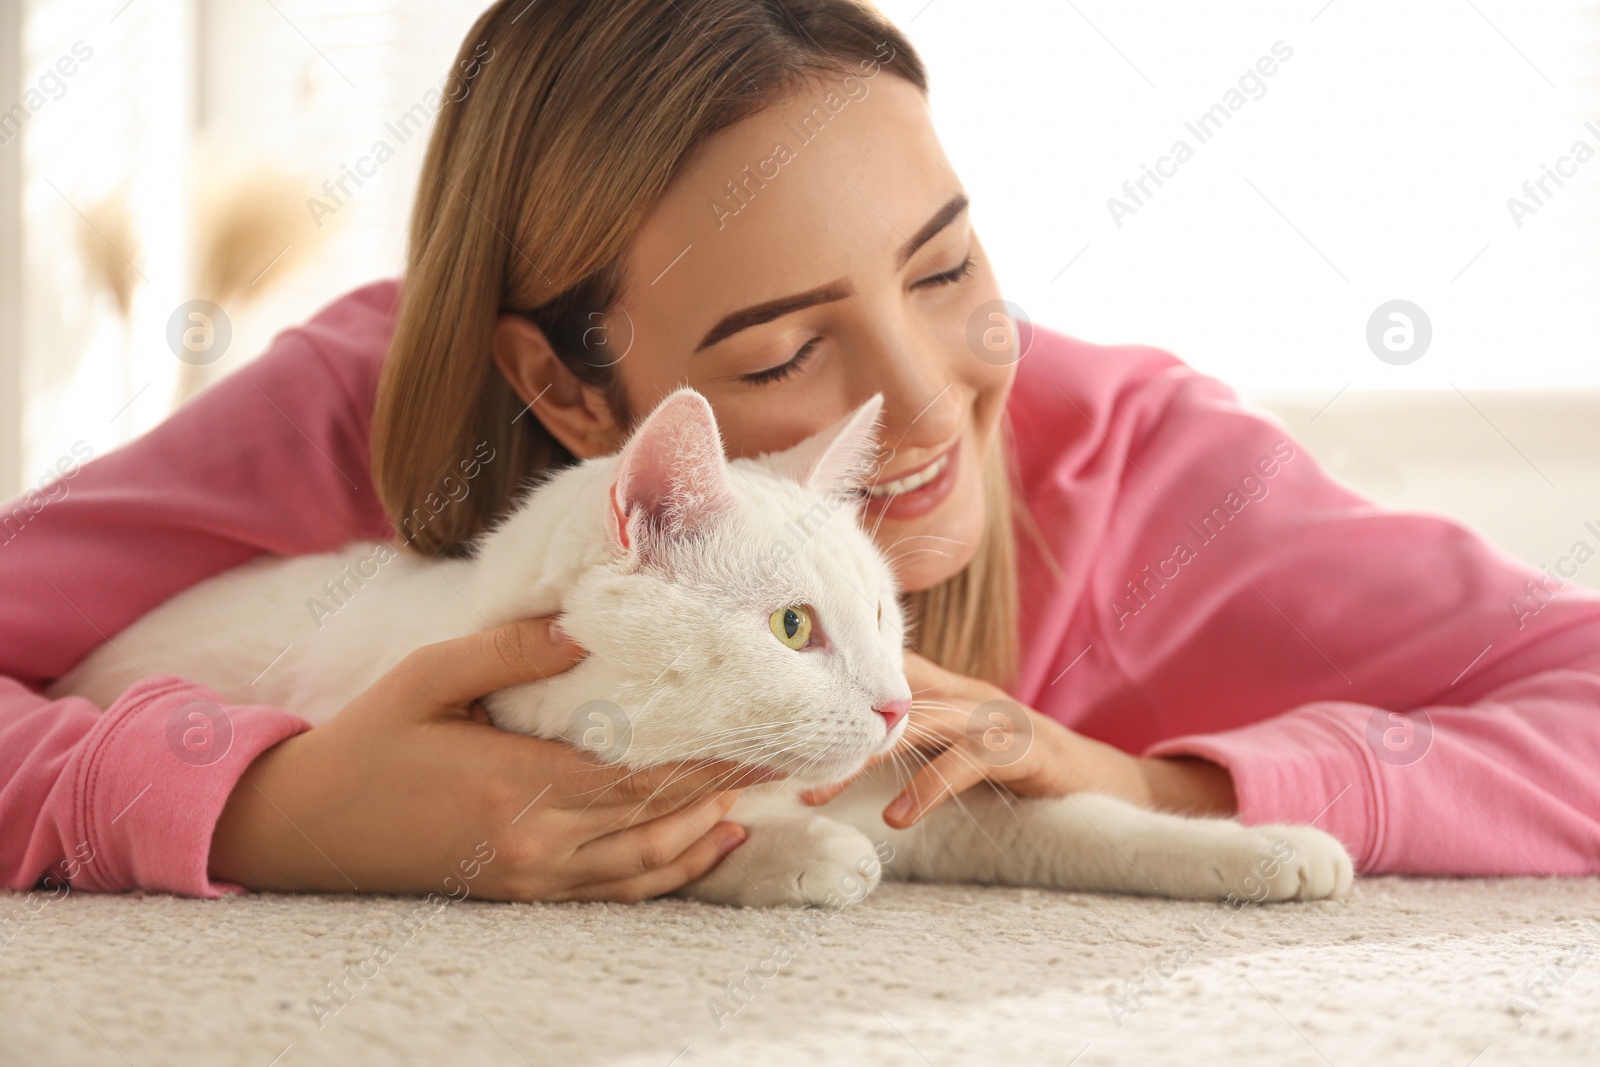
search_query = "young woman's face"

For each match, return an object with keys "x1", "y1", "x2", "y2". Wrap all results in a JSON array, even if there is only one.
[{"x1": 596, "y1": 73, "x2": 1015, "y2": 592}]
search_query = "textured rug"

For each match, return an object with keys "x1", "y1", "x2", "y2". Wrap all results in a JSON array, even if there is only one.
[{"x1": 4, "y1": 876, "x2": 1599, "y2": 1066}]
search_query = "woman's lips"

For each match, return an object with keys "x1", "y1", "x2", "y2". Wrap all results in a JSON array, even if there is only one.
[{"x1": 863, "y1": 439, "x2": 962, "y2": 523}]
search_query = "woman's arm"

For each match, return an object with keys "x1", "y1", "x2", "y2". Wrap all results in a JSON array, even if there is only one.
[
  {"x1": 1009, "y1": 329, "x2": 1600, "y2": 877},
  {"x1": 0, "y1": 281, "x2": 399, "y2": 895},
  {"x1": 1145, "y1": 665, "x2": 1600, "y2": 876},
  {"x1": 835, "y1": 649, "x2": 1600, "y2": 878},
  {"x1": 0, "y1": 677, "x2": 312, "y2": 895}
]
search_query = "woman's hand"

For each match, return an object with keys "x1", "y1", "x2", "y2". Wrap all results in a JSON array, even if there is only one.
[
  {"x1": 210, "y1": 617, "x2": 775, "y2": 902},
  {"x1": 799, "y1": 651, "x2": 1236, "y2": 827}
]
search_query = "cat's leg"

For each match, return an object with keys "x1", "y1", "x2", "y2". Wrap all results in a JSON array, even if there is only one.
[
  {"x1": 674, "y1": 792, "x2": 886, "y2": 908},
  {"x1": 827, "y1": 778, "x2": 1353, "y2": 903}
]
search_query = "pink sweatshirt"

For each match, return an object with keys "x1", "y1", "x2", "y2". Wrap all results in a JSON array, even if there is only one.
[{"x1": 5, "y1": 279, "x2": 1599, "y2": 898}]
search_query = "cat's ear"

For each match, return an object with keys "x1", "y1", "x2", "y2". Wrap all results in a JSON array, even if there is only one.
[
  {"x1": 764, "y1": 393, "x2": 886, "y2": 502},
  {"x1": 608, "y1": 388, "x2": 734, "y2": 558}
]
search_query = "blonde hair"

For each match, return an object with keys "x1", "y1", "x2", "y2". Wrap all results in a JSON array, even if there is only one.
[{"x1": 372, "y1": 0, "x2": 1020, "y2": 688}]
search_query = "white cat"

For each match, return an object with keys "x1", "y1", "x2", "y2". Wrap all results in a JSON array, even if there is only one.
[{"x1": 53, "y1": 389, "x2": 1353, "y2": 907}]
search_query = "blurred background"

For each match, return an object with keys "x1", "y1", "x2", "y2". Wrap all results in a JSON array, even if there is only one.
[{"x1": 1, "y1": 0, "x2": 1598, "y2": 584}]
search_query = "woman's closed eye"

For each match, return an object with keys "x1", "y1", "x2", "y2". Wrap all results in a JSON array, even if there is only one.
[
  {"x1": 741, "y1": 336, "x2": 821, "y2": 385},
  {"x1": 738, "y1": 254, "x2": 976, "y2": 386},
  {"x1": 912, "y1": 253, "x2": 975, "y2": 290}
]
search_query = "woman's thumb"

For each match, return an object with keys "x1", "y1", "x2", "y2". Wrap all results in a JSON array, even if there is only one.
[{"x1": 388, "y1": 617, "x2": 587, "y2": 716}]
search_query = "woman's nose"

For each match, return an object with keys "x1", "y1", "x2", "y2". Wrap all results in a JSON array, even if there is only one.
[
  {"x1": 854, "y1": 320, "x2": 966, "y2": 455},
  {"x1": 877, "y1": 380, "x2": 963, "y2": 456}
]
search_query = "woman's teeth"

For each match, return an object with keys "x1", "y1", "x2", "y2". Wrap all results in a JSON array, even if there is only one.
[{"x1": 866, "y1": 453, "x2": 950, "y2": 498}]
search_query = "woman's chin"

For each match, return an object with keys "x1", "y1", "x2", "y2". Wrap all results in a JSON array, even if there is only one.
[
  {"x1": 892, "y1": 546, "x2": 972, "y2": 592},
  {"x1": 882, "y1": 507, "x2": 986, "y2": 592}
]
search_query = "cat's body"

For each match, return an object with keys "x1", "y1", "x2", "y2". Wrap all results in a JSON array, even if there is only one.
[{"x1": 54, "y1": 390, "x2": 1353, "y2": 907}]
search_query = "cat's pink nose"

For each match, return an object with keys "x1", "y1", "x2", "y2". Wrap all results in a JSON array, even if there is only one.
[{"x1": 874, "y1": 698, "x2": 910, "y2": 730}]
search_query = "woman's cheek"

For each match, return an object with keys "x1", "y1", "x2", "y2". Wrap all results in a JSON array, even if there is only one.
[{"x1": 971, "y1": 360, "x2": 1016, "y2": 447}]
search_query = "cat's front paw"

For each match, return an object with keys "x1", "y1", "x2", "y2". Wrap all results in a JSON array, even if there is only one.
[
  {"x1": 676, "y1": 816, "x2": 882, "y2": 908},
  {"x1": 1220, "y1": 824, "x2": 1354, "y2": 902}
]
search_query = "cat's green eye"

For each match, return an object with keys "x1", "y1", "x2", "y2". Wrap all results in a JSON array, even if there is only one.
[{"x1": 769, "y1": 605, "x2": 813, "y2": 650}]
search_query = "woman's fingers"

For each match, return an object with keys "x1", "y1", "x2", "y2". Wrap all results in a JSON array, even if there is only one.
[
  {"x1": 797, "y1": 780, "x2": 851, "y2": 806},
  {"x1": 556, "y1": 825, "x2": 745, "y2": 903},
  {"x1": 559, "y1": 800, "x2": 748, "y2": 902},
  {"x1": 387, "y1": 617, "x2": 588, "y2": 718},
  {"x1": 568, "y1": 791, "x2": 737, "y2": 880},
  {"x1": 882, "y1": 746, "x2": 992, "y2": 828}
]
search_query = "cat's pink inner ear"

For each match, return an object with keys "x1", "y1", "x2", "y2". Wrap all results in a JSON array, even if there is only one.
[
  {"x1": 610, "y1": 389, "x2": 734, "y2": 549},
  {"x1": 767, "y1": 393, "x2": 886, "y2": 500}
]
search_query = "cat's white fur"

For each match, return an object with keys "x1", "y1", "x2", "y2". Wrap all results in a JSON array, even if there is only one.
[{"x1": 53, "y1": 389, "x2": 1353, "y2": 907}]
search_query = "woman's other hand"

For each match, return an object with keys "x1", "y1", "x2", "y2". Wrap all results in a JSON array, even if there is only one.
[{"x1": 798, "y1": 651, "x2": 1236, "y2": 827}]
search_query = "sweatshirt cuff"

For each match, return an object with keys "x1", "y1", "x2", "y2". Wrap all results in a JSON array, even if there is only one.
[
  {"x1": 69, "y1": 676, "x2": 312, "y2": 897},
  {"x1": 1142, "y1": 702, "x2": 1385, "y2": 872}
]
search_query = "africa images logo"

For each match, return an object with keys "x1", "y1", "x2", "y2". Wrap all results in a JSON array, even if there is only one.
[{"x1": 164, "y1": 700, "x2": 234, "y2": 767}]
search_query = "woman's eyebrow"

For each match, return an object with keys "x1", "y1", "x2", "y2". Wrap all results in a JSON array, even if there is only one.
[
  {"x1": 694, "y1": 280, "x2": 854, "y2": 353},
  {"x1": 894, "y1": 192, "x2": 969, "y2": 270},
  {"x1": 694, "y1": 192, "x2": 971, "y2": 353}
]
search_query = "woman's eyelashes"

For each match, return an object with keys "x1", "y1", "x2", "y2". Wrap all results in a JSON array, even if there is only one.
[
  {"x1": 913, "y1": 253, "x2": 976, "y2": 289},
  {"x1": 739, "y1": 254, "x2": 976, "y2": 386},
  {"x1": 742, "y1": 336, "x2": 820, "y2": 385}
]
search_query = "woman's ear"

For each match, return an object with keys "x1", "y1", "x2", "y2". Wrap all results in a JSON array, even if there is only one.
[{"x1": 492, "y1": 314, "x2": 625, "y2": 459}]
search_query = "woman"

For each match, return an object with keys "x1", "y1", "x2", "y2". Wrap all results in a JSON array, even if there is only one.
[{"x1": 4, "y1": 0, "x2": 1598, "y2": 905}]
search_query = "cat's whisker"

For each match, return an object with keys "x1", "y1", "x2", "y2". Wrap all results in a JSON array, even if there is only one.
[
  {"x1": 901, "y1": 719, "x2": 1009, "y2": 768},
  {"x1": 866, "y1": 495, "x2": 891, "y2": 543},
  {"x1": 604, "y1": 726, "x2": 831, "y2": 822},
  {"x1": 909, "y1": 754, "x2": 1015, "y2": 855},
  {"x1": 902, "y1": 719, "x2": 965, "y2": 742},
  {"x1": 661, "y1": 722, "x2": 813, "y2": 750},
  {"x1": 883, "y1": 543, "x2": 953, "y2": 559},
  {"x1": 885, "y1": 548, "x2": 953, "y2": 565},
  {"x1": 891, "y1": 721, "x2": 1026, "y2": 828},
  {"x1": 630, "y1": 738, "x2": 797, "y2": 793},
  {"x1": 565, "y1": 741, "x2": 792, "y2": 818},
  {"x1": 880, "y1": 532, "x2": 974, "y2": 552}
]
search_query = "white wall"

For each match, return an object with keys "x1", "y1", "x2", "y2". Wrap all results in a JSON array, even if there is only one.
[
  {"x1": 0, "y1": 1, "x2": 21, "y2": 500},
  {"x1": 879, "y1": 0, "x2": 1600, "y2": 392},
  {"x1": 1254, "y1": 389, "x2": 1600, "y2": 591}
]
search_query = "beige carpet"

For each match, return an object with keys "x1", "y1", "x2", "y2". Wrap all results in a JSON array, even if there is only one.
[{"x1": 4, "y1": 877, "x2": 1599, "y2": 1066}]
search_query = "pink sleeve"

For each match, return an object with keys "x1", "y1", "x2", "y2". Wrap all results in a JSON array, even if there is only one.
[
  {"x1": 0, "y1": 280, "x2": 397, "y2": 897},
  {"x1": 1144, "y1": 667, "x2": 1600, "y2": 877},
  {"x1": 1009, "y1": 327, "x2": 1600, "y2": 877},
  {"x1": 0, "y1": 677, "x2": 310, "y2": 897}
]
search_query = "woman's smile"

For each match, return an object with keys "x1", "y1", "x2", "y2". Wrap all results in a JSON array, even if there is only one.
[{"x1": 863, "y1": 435, "x2": 962, "y2": 524}]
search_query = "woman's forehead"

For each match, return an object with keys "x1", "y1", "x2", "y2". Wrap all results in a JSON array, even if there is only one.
[{"x1": 618, "y1": 74, "x2": 957, "y2": 335}]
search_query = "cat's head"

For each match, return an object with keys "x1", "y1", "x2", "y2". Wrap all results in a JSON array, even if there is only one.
[{"x1": 550, "y1": 388, "x2": 912, "y2": 786}]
